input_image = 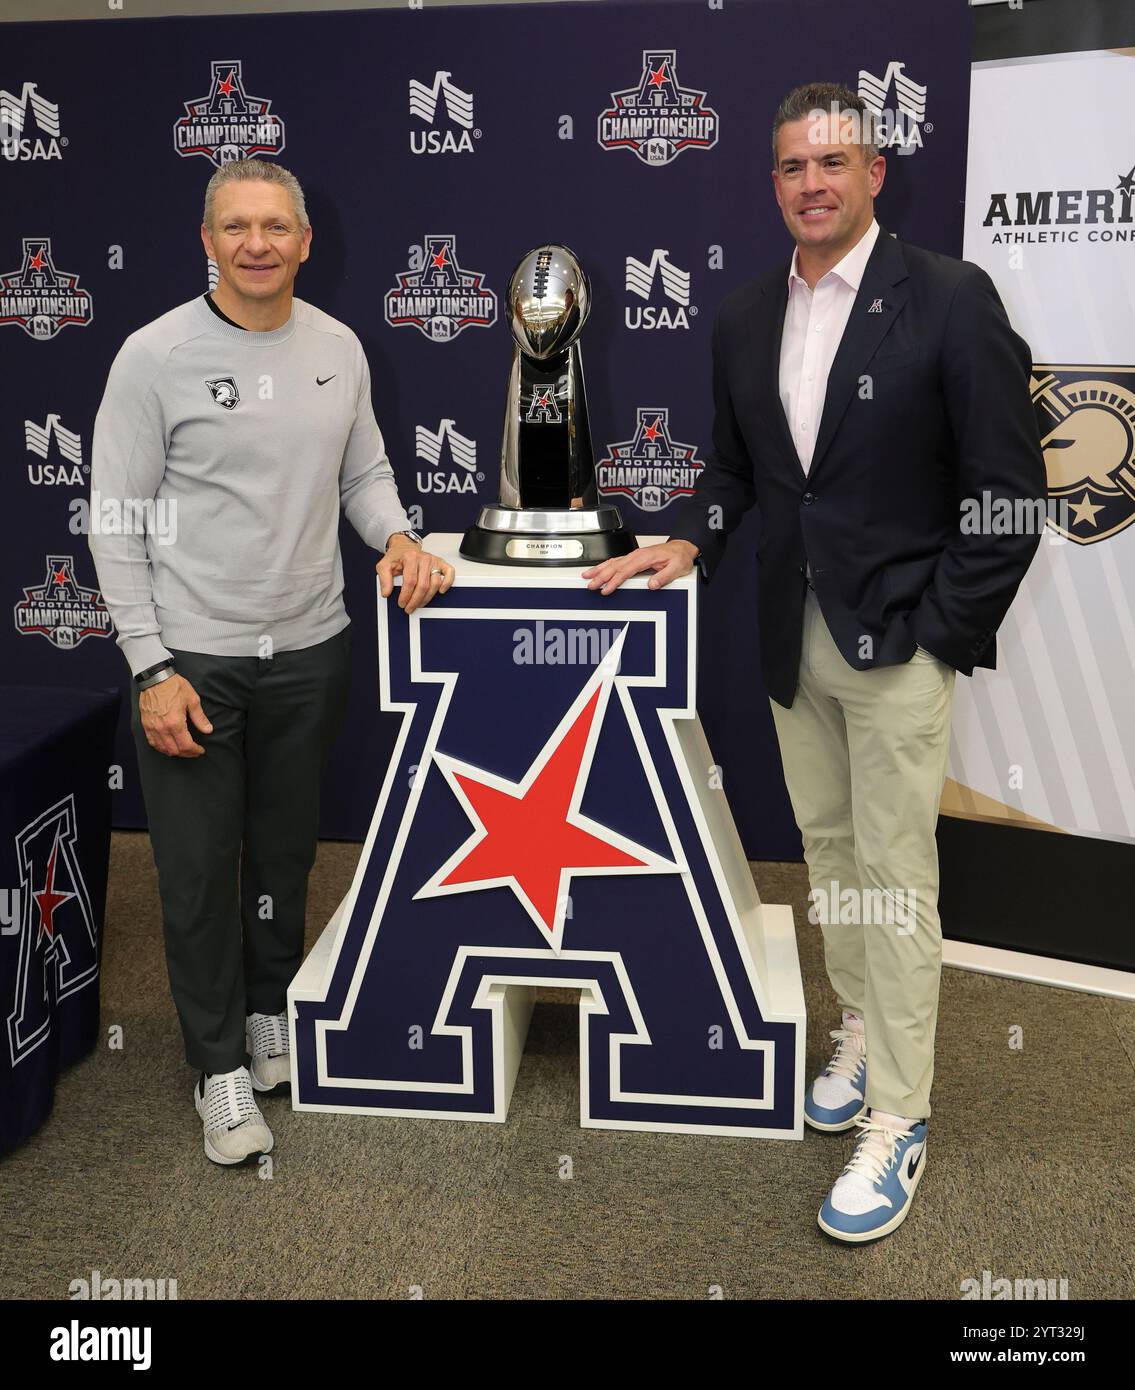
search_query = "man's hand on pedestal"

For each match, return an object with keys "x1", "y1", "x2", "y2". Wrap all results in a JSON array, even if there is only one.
[
  {"x1": 377, "y1": 534, "x2": 455, "y2": 613},
  {"x1": 139, "y1": 674, "x2": 213, "y2": 758},
  {"x1": 582, "y1": 540, "x2": 699, "y2": 595}
]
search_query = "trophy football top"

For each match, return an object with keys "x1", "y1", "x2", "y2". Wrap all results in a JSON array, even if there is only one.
[{"x1": 507, "y1": 245, "x2": 591, "y2": 360}]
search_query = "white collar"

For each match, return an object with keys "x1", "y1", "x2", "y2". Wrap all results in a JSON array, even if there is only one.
[{"x1": 788, "y1": 218, "x2": 880, "y2": 292}]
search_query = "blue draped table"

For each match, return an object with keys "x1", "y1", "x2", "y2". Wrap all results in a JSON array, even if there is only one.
[{"x1": 0, "y1": 685, "x2": 120, "y2": 1154}]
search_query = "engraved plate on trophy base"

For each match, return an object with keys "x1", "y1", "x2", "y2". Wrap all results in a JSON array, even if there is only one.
[{"x1": 505, "y1": 537, "x2": 585, "y2": 561}]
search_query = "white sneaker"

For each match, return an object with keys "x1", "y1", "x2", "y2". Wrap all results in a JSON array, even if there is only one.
[
  {"x1": 194, "y1": 1067, "x2": 274, "y2": 1166},
  {"x1": 247, "y1": 1011, "x2": 291, "y2": 1093},
  {"x1": 804, "y1": 1025, "x2": 868, "y2": 1132},
  {"x1": 818, "y1": 1115, "x2": 928, "y2": 1243}
]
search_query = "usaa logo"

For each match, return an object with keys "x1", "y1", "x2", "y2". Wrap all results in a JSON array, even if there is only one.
[
  {"x1": 597, "y1": 407, "x2": 705, "y2": 513},
  {"x1": 414, "y1": 418, "x2": 483, "y2": 494},
  {"x1": 1033, "y1": 366, "x2": 1135, "y2": 544},
  {"x1": 0, "y1": 83, "x2": 66, "y2": 161},
  {"x1": 173, "y1": 60, "x2": 286, "y2": 168},
  {"x1": 598, "y1": 50, "x2": 719, "y2": 167},
  {"x1": 625, "y1": 249, "x2": 696, "y2": 331},
  {"x1": 857, "y1": 60, "x2": 929, "y2": 157},
  {"x1": 24, "y1": 415, "x2": 86, "y2": 488},
  {"x1": 409, "y1": 71, "x2": 479, "y2": 155},
  {"x1": 0, "y1": 239, "x2": 94, "y2": 340}
]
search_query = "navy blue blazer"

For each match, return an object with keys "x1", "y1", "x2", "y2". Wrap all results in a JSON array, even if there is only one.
[{"x1": 668, "y1": 229, "x2": 1047, "y2": 707}]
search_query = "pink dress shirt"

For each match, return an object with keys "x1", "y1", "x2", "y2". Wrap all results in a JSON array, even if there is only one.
[{"x1": 778, "y1": 219, "x2": 881, "y2": 475}]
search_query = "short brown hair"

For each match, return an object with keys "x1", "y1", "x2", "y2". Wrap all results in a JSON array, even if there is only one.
[{"x1": 771, "y1": 82, "x2": 879, "y2": 165}]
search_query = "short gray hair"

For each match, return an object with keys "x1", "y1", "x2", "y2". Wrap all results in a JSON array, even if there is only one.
[
  {"x1": 771, "y1": 82, "x2": 880, "y2": 165},
  {"x1": 203, "y1": 158, "x2": 310, "y2": 232}
]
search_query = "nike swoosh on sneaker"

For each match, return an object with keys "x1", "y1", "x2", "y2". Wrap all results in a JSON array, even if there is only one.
[
  {"x1": 316, "y1": 375, "x2": 336, "y2": 386},
  {"x1": 906, "y1": 1147, "x2": 923, "y2": 1180}
]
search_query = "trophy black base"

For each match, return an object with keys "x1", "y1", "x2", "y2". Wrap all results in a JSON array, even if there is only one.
[{"x1": 460, "y1": 506, "x2": 638, "y2": 567}]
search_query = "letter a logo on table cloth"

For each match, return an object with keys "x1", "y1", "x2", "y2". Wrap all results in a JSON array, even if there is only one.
[
  {"x1": 8, "y1": 795, "x2": 99, "y2": 1067},
  {"x1": 291, "y1": 574, "x2": 803, "y2": 1136}
]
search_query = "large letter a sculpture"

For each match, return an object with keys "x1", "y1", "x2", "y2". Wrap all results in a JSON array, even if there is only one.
[{"x1": 290, "y1": 560, "x2": 804, "y2": 1136}]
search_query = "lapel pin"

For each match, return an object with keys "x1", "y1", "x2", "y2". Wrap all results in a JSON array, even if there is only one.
[{"x1": 868, "y1": 298, "x2": 884, "y2": 313}]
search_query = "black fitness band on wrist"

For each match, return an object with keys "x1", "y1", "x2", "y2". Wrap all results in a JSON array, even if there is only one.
[{"x1": 134, "y1": 659, "x2": 175, "y2": 685}]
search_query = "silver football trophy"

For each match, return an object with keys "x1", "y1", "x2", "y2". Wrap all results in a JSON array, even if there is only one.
[{"x1": 460, "y1": 245, "x2": 637, "y2": 565}]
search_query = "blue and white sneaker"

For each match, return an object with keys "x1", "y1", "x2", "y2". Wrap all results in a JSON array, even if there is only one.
[
  {"x1": 818, "y1": 1115, "x2": 928, "y2": 1243},
  {"x1": 804, "y1": 1026, "x2": 867, "y2": 1132}
]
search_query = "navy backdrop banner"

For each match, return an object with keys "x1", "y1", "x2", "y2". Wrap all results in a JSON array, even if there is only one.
[{"x1": 1, "y1": 0, "x2": 970, "y2": 857}]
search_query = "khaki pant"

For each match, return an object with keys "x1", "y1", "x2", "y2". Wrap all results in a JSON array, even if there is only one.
[{"x1": 770, "y1": 588, "x2": 955, "y2": 1118}]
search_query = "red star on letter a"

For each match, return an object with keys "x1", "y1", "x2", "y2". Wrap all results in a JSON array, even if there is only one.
[
  {"x1": 649, "y1": 63, "x2": 668, "y2": 89},
  {"x1": 217, "y1": 71, "x2": 236, "y2": 97},
  {"x1": 416, "y1": 628, "x2": 676, "y2": 953},
  {"x1": 431, "y1": 245, "x2": 450, "y2": 270},
  {"x1": 34, "y1": 836, "x2": 74, "y2": 945}
]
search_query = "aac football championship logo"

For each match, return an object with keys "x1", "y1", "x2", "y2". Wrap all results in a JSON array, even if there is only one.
[
  {"x1": 173, "y1": 60, "x2": 286, "y2": 167},
  {"x1": 597, "y1": 408, "x2": 705, "y2": 513},
  {"x1": 0, "y1": 238, "x2": 93, "y2": 340},
  {"x1": 8, "y1": 796, "x2": 99, "y2": 1068},
  {"x1": 1032, "y1": 366, "x2": 1135, "y2": 544},
  {"x1": 598, "y1": 50, "x2": 719, "y2": 166},
  {"x1": 13, "y1": 556, "x2": 112, "y2": 649},
  {"x1": 384, "y1": 235, "x2": 498, "y2": 341}
]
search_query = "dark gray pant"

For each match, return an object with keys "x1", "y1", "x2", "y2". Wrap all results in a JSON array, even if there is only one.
[{"x1": 131, "y1": 627, "x2": 352, "y2": 1073}]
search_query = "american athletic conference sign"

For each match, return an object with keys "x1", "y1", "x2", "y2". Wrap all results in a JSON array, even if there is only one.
[
  {"x1": 598, "y1": 50, "x2": 719, "y2": 166},
  {"x1": 385, "y1": 235, "x2": 497, "y2": 341},
  {"x1": 290, "y1": 568, "x2": 803, "y2": 1135},
  {"x1": 8, "y1": 796, "x2": 99, "y2": 1068},
  {"x1": 173, "y1": 60, "x2": 286, "y2": 167}
]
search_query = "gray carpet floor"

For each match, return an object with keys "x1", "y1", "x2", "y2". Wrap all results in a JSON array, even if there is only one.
[{"x1": 2, "y1": 831, "x2": 1132, "y2": 1301}]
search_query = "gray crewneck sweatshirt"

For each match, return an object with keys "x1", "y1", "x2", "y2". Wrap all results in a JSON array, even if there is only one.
[{"x1": 89, "y1": 294, "x2": 412, "y2": 675}]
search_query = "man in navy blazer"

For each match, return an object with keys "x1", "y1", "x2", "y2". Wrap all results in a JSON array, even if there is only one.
[{"x1": 585, "y1": 82, "x2": 1045, "y2": 1242}]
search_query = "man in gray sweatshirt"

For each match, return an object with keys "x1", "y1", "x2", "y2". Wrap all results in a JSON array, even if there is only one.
[{"x1": 89, "y1": 159, "x2": 452, "y2": 1166}]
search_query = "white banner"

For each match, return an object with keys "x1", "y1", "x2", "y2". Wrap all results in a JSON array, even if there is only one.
[{"x1": 952, "y1": 48, "x2": 1135, "y2": 843}]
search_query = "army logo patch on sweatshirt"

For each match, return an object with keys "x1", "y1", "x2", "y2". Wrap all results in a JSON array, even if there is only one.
[{"x1": 204, "y1": 376, "x2": 240, "y2": 410}]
